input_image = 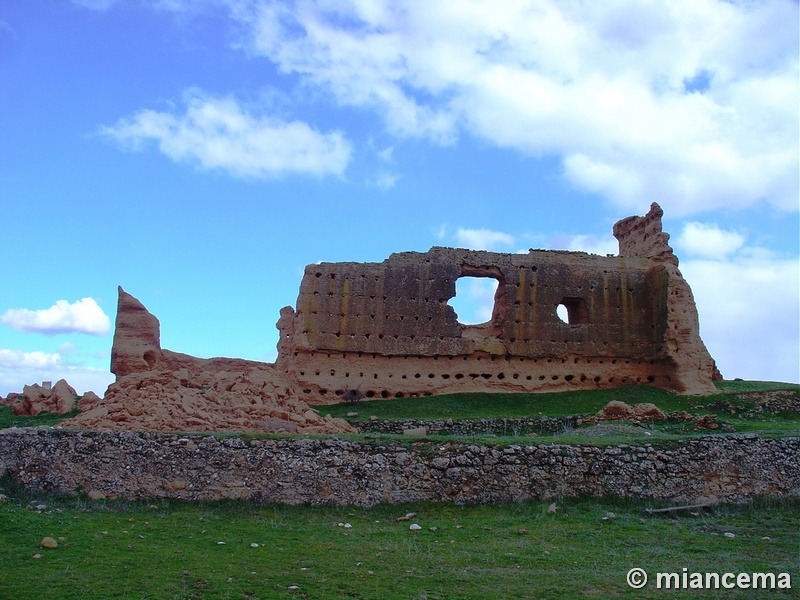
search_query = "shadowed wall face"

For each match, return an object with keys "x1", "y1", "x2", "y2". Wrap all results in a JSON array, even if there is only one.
[{"x1": 293, "y1": 249, "x2": 666, "y2": 358}]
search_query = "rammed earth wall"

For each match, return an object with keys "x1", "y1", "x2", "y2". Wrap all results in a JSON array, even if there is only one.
[
  {"x1": 277, "y1": 203, "x2": 720, "y2": 402},
  {"x1": 0, "y1": 428, "x2": 797, "y2": 506}
]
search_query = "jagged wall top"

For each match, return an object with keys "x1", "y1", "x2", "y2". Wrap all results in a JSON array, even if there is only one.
[
  {"x1": 288, "y1": 247, "x2": 665, "y2": 360},
  {"x1": 613, "y1": 202, "x2": 678, "y2": 265},
  {"x1": 281, "y1": 203, "x2": 718, "y2": 396}
]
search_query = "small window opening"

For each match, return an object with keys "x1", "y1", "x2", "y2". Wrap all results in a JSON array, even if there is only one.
[
  {"x1": 143, "y1": 350, "x2": 157, "y2": 369},
  {"x1": 556, "y1": 297, "x2": 590, "y2": 325}
]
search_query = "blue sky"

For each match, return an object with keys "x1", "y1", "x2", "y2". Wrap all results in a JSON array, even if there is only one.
[{"x1": 1, "y1": 0, "x2": 798, "y2": 396}]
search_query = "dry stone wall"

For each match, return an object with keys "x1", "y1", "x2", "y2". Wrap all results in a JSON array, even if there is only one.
[
  {"x1": 355, "y1": 416, "x2": 580, "y2": 436},
  {"x1": 0, "y1": 428, "x2": 796, "y2": 506}
]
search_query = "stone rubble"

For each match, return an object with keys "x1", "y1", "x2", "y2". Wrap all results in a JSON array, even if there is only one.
[
  {"x1": 40, "y1": 537, "x2": 58, "y2": 549},
  {"x1": 64, "y1": 366, "x2": 354, "y2": 435},
  {"x1": 5, "y1": 379, "x2": 83, "y2": 416},
  {"x1": 358, "y1": 416, "x2": 579, "y2": 436},
  {"x1": 60, "y1": 288, "x2": 354, "y2": 436}
]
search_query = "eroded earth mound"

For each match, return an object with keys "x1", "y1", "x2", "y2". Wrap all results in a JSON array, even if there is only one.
[
  {"x1": 67, "y1": 367, "x2": 350, "y2": 434},
  {"x1": 61, "y1": 288, "x2": 354, "y2": 435}
]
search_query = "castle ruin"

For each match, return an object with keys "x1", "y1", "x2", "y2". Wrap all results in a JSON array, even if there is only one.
[{"x1": 66, "y1": 203, "x2": 719, "y2": 434}]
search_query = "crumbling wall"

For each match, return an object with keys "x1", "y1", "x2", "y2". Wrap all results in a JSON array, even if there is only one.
[
  {"x1": 614, "y1": 203, "x2": 719, "y2": 394},
  {"x1": 280, "y1": 203, "x2": 717, "y2": 403},
  {"x1": 59, "y1": 203, "x2": 718, "y2": 434},
  {"x1": 288, "y1": 249, "x2": 662, "y2": 357}
]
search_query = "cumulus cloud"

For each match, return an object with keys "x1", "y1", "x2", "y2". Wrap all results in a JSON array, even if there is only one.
[
  {"x1": 674, "y1": 222, "x2": 746, "y2": 259},
  {"x1": 0, "y1": 349, "x2": 62, "y2": 370},
  {"x1": 227, "y1": 0, "x2": 797, "y2": 216},
  {"x1": 1, "y1": 298, "x2": 111, "y2": 336},
  {"x1": 455, "y1": 228, "x2": 515, "y2": 251},
  {"x1": 682, "y1": 254, "x2": 799, "y2": 383},
  {"x1": 670, "y1": 219, "x2": 798, "y2": 381},
  {"x1": 101, "y1": 89, "x2": 353, "y2": 178}
]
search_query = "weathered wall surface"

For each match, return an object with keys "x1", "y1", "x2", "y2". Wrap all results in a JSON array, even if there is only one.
[
  {"x1": 1, "y1": 428, "x2": 795, "y2": 506},
  {"x1": 614, "y1": 203, "x2": 719, "y2": 394},
  {"x1": 280, "y1": 203, "x2": 717, "y2": 403},
  {"x1": 289, "y1": 249, "x2": 661, "y2": 358},
  {"x1": 282, "y1": 250, "x2": 674, "y2": 404}
]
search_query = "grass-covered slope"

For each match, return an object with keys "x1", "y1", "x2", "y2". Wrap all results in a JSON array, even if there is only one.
[
  {"x1": 0, "y1": 381, "x2": 796, "y2": 598},
  {"x1": 316, "y1": 381, "x2": 799, "y2": 421},
  {"x1": 313, "y1": 381, "x2": 799, "y2": 442}
]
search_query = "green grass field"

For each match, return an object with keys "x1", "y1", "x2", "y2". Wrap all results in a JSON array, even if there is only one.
[
  {"x1": 1, "y1": 380, "x2": 797, "y2": 598},
  {"x1": 314, "y1": 380, "x2": 799, "y2": 444},
  {"x1": 0, "y1": 488, "x2": 797, "y2": 599}
]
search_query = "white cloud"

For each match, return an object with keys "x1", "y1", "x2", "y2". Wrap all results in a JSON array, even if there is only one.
[
  {"x1": 74, "y1": 0, "x2": 213, "y2": 12},
  {"x1": 455, "y1": 228, "x2": 515, "y2": 251},
  {"x1": 58, "y1": 342, "x2": 78, "y2": 356},
  {"x1": 377, "y1": 146, "x2": 394, "y2": 163},
  {"x1": 674, "y1": 222, "x2": 746, "y2": 259},
  {"x1": 682, "y1": 253, "x2": 799, "y2": 383},
  {"x1": 1, "y1": 298, "x2": 111, "y2": 336},
  {"x1": 0, "y1": 20, "x2": 16, "y2": 37},
  {"x1": 0, "y1": 348, "x2": 115, "y2": 397},
  {"x1": 0, "y1": 349, "x2": 62, "y2": 370},
  {"x1": 372, "y1": 171, "x2": 399, "y2": 189},
  {"x1": 101, "y1": 89, "x2": 353, "y2": 178},
  {"x1": 228, "y1": 0, "x2": 797, "y2": 216},
  {"x1": 71, "y1": 0, "x2": 120, "y2": 9}
]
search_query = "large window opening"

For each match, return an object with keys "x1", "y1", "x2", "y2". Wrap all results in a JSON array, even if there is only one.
[
  {"x1": 450, "y1": 276, "x2": 499, "y2": 325},
  {"x1": 447, "y1": 265, "x2": 506, "y2": 337},
  {"x1": 556, "y1": 297, "x2": 590, "y2": 325}
]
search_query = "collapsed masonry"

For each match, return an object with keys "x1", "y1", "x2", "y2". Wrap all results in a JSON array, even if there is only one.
[{"x1": 64, "y1": 203, "x2": 719, "y2": 434}]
